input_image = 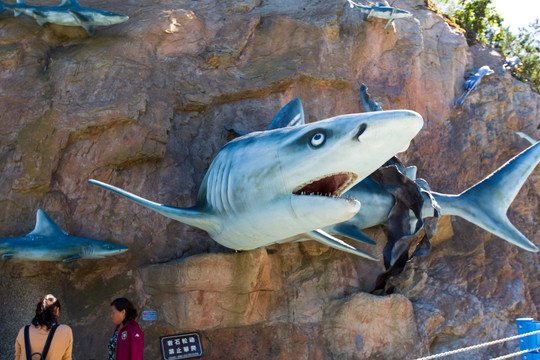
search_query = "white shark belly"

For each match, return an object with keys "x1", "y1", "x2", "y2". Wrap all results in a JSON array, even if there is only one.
[{"x1": 210, "y1": 196, "x2": 361, "y2": 250}]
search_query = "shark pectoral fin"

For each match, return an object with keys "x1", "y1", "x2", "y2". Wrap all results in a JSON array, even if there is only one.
[
  {"x1": 62, "y1": 254, "x2": 81, "y2": 262},
  {"x1": 307, "y1": 229, "x2": 379, "y2": 261},
  {"x1": 31, "y1": 10, "x2": 48, "y2": 27},
  {"x1": 2, "y1": 252, "x2": 15, "y2": 259},
  {"x1": 384, "y1": 18, "x2": 394, "y2": 29},
  {"x1": 367, "y1": 9, "x2": 374, "y2": 18},
  {"x1": 68, "y1": 9, "x2": 89, "y2": 23},
  {"x1": 68, "y1": 10, "x2": 95, "y2": 34},
  {"x1": 13, "y1": 11, "x2": 22, "y2": 16},
  {"x1": 88, "y1": 179, "x2": 214, "y2": 232},
  {"x1": 516, "y1": 131, "x2": 537, "y2": 145},
  {"x1": 331, "y1": 223, "x2": 376, "y2": 245}
]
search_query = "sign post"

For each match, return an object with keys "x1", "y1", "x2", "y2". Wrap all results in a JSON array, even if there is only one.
[{"x1": 160, "y1": 333, "x2": 203, "y2": 360}]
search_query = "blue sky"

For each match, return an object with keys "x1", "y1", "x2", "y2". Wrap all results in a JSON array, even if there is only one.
[
  {"x1": 492, "y1": 0, "x2": 540, "y2": 32},
  {"x1": 433, "y1": 0, "x2": 539, "y2": 33}
]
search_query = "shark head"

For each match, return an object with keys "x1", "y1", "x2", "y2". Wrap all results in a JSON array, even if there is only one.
[
  {"x1": 90, "y1": 108, "x2": 423, "y2": 251},
  {"x1": 91, "y1": 10, "x2": 129, "y2": 25},
  {"x1": 191, "y1": 109, "x2": 424, "y2": 247},
  {"x1": 82, "y1": 240, "x2": 129, "y2": 259}
]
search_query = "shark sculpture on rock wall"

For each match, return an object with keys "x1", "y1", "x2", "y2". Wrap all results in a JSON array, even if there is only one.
[
  {"x1": 227, "y1": 95, "x2": 539, "y2": 272},
  {"x1": 454, "y1": 65, "x2": 495, "y2": 106},
  {"x1": 0, "y1": 0, "x2": 129, "y2": 35},
  {"x1": 346, "y1": 0, "x2": 412, "y2": 29},
  {"x1": 347, "y1": 86, "x2": 539, "y2": 271},
  {"x1": 89, "y1": 109, "x2": 424, "y2": 260},
  {"x1": 0, "y1": 209, "x2": 128, "y2": 261}
]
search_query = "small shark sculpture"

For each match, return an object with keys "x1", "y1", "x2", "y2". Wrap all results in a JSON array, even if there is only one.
[
  {"x1": 346, "y1": 0, "x2": 412, "y2": 29},
  {"x1": 503, "y1": 56, "x2": 521, "y2": 71},
  {"x1": 0, "y1": 0, "x2": 129, "y2": 35},
  {"x1": 0, "y1": 209, "x2": 128, "y2": 261},
  {"x1": 454, "y1": 65, "x2": 495, "y2": 106},
  {"x1": 90, "y1": 109, "x2": 424, "y2": 260}
]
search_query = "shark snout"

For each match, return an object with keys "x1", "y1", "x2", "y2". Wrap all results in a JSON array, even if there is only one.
[
  {"x1": 96, "y1": 243, "x2": 128, "y2": 257},
  {"x1": 355, "y1": 110, "x2": 423, "y2": 144},
  {"x1": 108, "y1": 14, "x2": 129, "y2": 24}
]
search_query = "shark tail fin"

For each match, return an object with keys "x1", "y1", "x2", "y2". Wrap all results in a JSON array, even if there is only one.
[
  {"x1": 454, "y1": 89, "x2": 471, "y2": 106},
  {"x1": 88, "y1": 179, "x2": 215, "y2": 232},
  {"x1": 432, "y1": 142, "x2": 540, "y2": 252}
]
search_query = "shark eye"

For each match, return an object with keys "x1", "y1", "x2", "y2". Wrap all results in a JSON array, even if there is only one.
[{"x1": 311, "y1": 133, "x2": 325, "y2": 147}]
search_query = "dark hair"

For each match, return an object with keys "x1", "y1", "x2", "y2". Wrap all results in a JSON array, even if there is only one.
[
  {"x1": 31, "y1": 294, "x2": 61, "y2": 330},
  {"x1": 110, "y1": 298, "x2": 138, "y2": 324}
]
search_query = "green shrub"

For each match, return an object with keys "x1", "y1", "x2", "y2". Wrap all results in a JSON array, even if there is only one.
[{"x1": 432, "y1": 0, "x2": 540, "y2": 92}]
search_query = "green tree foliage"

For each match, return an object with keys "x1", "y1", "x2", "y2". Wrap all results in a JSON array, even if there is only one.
[
  {"x1": 493, "y1": 21, "x2": 540, "y2": 92},
  {"x1": 453, "y1": 0, "x2": 503, "y2": 44},
  {"x1": 438, "y1": 0, "x2": 540, "y2": 92}
]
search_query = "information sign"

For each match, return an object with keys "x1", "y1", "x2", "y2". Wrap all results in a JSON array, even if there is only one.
[
  {"x1": 142, "y1": 310, "x2": 157, "y2": 321},
  {"x1": 160, "y1": 333, "x2": 203, "y2": 360}
]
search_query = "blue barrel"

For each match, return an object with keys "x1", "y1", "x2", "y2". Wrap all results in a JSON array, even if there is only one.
[{"x1": 516, "y1": 318, "x2": 540, "y2": 360}]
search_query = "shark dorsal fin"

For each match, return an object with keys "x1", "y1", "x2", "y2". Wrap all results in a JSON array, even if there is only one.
[
  {"x1": 16, "y1": 0, "x2": 26, "y2": 4},
  {"x1": 60, "y1": 0, "x2": 81, "y2": 7},
  {"x1": 28, "y1": 209, "x2": 68, "y2": 237},
  {"x1": 266, "y1": 98, "x2": 305, "y2": 130}
]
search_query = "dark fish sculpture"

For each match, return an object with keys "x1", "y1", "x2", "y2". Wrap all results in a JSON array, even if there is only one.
[{"x1": 454, "y1": 66, "x2": 495, "y2": 106}]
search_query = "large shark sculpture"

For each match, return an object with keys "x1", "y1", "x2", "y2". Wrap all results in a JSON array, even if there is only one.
[
  {"x1": 227, "y1": 96, "x2": 539, "y2": 270},
  {"x1": 0, "y1": 0, "x2": 129, "y2": 35},
  {"x1": 0, "y1": 209, "x2": 128, "y2": 261},
  {"x1": 89, "y1": 109, "x2": 424, "y2": 260},
  {"x1": 346, "y1": 0, "x2": 412, "y2": 29}
]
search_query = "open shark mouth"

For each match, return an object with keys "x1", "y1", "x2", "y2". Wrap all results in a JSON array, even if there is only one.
[{"x1": 293, "y1": 172, "x2": 358, "y2": 197}]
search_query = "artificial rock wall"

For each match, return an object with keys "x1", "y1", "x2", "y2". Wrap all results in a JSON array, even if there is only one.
[{"x1": 0, "y1": 0, "x2": 538, "y2": 359}]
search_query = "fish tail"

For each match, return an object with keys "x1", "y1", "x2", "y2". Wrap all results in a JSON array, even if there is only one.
[
  {"x1": 454, "y1": 89, "x2": 470, "y2": 106},
  {"x1": 432, "y1": 141, "x2": 540, "y2": 252}
]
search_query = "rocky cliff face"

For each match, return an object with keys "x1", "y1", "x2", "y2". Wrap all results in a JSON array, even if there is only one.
[{"x1": 0, "y1": 0, "x2": 538, "y2": 359}]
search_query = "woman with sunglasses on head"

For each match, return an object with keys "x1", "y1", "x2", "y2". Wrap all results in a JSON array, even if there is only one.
[
  {"x1": 108, "y1": 297, "x2": 144, "y2": 360},
  {"x1": 15, "y1": 294, "x2": 73, "y2": 360}
]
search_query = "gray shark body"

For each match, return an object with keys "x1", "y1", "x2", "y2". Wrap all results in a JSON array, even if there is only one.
[
  {"x1": 90, "y1": 107, "x2": 423, "y2": 260},
  {"x1": 347, "y1": 0, "x2": 412, "y2": 29},
  {"x1": 0, "y1": 0, "x2": 129, "y2": 35},
  {"x1": 0, "y1": 209, "x2": 128, "y2": 261}
]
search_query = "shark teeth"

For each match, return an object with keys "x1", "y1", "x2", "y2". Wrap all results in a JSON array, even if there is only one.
[{"x1": 293, "y1": 172, "x2": 358, "y2": 198}]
